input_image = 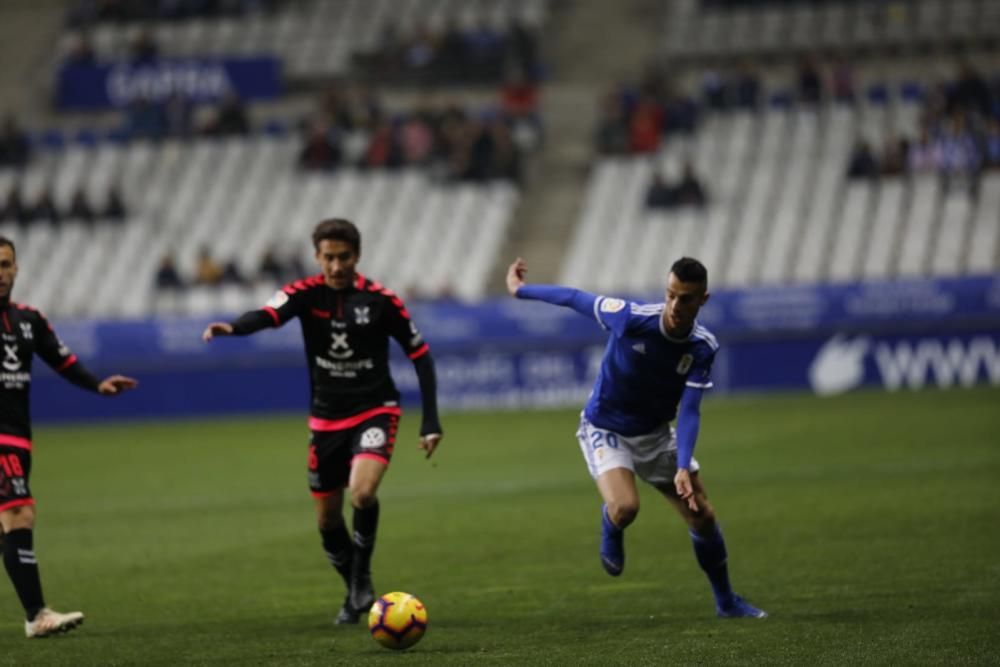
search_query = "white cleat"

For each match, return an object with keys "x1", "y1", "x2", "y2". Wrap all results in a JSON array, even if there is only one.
[{"x1": 24, "y1": 608, "x2": 85, "y2": 638}]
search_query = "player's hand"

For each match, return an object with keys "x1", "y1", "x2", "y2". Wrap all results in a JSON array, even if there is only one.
[
  {"x1": 674, "y1": 468, "x2": 699, "y2": 512},
  {"x1": 202, "y1": 322, "x2": 233, "y2": 342},
  {"x1": 506, "y1": 257, "x2": 527, "y2": 296},
  {"x1": 98, "y1": 375, "x2": 138, "y2": 395},
  {"x1": 419, "y1": 433, "x2": 443, "y2": 459}
]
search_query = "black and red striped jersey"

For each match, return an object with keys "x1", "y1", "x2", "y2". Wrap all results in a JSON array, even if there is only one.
[
  {"x1": 247, "y1": 273, "x2": 429, "y2": 421},
  {"x1": 0, "y1": 300, "x2": 100, "y2": 439}
]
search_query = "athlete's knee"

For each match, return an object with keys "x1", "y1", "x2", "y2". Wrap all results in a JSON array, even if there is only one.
[
  {"x1": 350, "y1": 485, "x2": 378, "y2": 509},
  {"x1": 607, "y1": 499, "x2": 639, "y2": 528},
  {"x1": 687, "y1": 503, "x2": 717, "y2": 533},
  {"x1": 317, "y1": 510, "x2": 345, "y2": 531},
  {"x1": 0, "y1": 505, "x2": 35, "y2": 531}
]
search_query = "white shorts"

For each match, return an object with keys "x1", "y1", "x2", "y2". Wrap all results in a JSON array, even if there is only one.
[{"x1": 576, "y1": 414, "x2": 700, "y2": 487}]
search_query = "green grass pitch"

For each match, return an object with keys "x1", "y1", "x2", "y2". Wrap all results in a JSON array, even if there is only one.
[{"x1": 2, "y1": 387, "x2": 998, "y2": 665}]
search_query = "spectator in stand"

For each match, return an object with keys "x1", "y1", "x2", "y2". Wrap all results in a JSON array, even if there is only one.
[
  {"x1": 489, "y1": 118, "x2": 521, "y2": 183},
  {"x1": 594, "y1": 93, "x2": 630, "y2": 155},
  {"x1": 0, "y1": 115, "x2": 31, "y2": 168},
  {"x1": 733, "y1": 65, "x2": 761, "y2": 110},
  {"x1": 500, "y1": 67, "x2": 542, "y2": 150},
  {"x1": 104, "y1": 185, "x2": 127, "y2": 221},
  {"x1": 464, "y1": 19, "x2": 504, "y2": 83},
  {"x1": 68, "y1": 187, "x2": 95, "y2": 223},
  {"x1": 908, "y1": 126, "x2": 943, "y2": 173},
  {"x1": 257, "y1": 246, "x2": 286, "y2": 284},
  {"x1": 938, "y1": 113, "x2": 981, "y2": 195},
  {"x1": 202, "y1": 92, "x2": 251, "y2": 137},
  {"x1": 155, "y1": 252, "x2": 184, "y2": 291},
  {"x1": 675, "y1": 162, "x2": 708, "y2": 207},
  {"x1": 629, "y1": 94, "x2": 664, "y2": 154},
  {"x1": 164, "y1": 93, "x2": 195, "y2": 138},
  {"x1": 847, "y1": 140, "x2": 879, "y2": 180},
  {"x1": 220, "y1": 260, "x2": 247, "y2": 286},
  {"x1": 63, "y1": 32, "x2": 96, "y2": 66},
  {"x1": 831, "y1": 59, "x2": 856, "y2": 103},
  {"x1": 2, "y1": 188, "x2": 29, "y2": 226},
  {"x1": 299, "y1": 118, "x2": 342, "y2": 171},
  {"x1": 399, "y1": 113, "x2": 435, "y2": 166},
  {"x1": 948, "y1": 62, "x2": 993, "y2": 118},
  {"x1": 361, "y1": 119, "x2": 401, "y2": 170},
  {"x1": 880, "y1": 137, "x2": 910, "y2": 177},
  {"x1": 126, "y1": 96, "x2": 168, "y2": 141},
  {"x1": 798, "y1": 56, "x2": 824, "y2": 105},
  {"x1": 130, "y1": 29, "x2": 159, "y2": 63},
  {"x1": 506, "y1": 19, "x2": 540, "y2": 82},
  {"x1": 194, "y1": 246, "x2": 224, "y2": 286},
  {"x1": 984, "y1": 118, "x2": 1000, "y2": 170},
  {"x1": 645, "y1": 172, "x2": 675, "y2": 209}
]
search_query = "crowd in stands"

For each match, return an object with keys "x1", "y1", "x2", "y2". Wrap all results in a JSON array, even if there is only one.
[
  {"x1": 646, "y1": 162, "x2": 709, "y2": 209},
  {"x1": 66, "y1": 0, "x2": 281, "y2": 26},
  {"x1": 355, "y1": 19, "x2": 541, "y2": 86},
  {"x1": 1, "y1": 185, "x2": 127, "y2": 227},
  {"x1": 154, "y1": 244, "x2": 304, "y2": 291},
  {"x1": 297, "y1": 80, "x2": 540, "y2": 184},
  {"x1": 846, "y1": 63, "x2": 1000, "y2": 195},
  {"x1": 123, "y1": 91, "x2": 252, "y2": 141}
]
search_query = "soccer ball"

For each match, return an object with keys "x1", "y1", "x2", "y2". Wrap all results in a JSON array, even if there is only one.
[{"x1": 368, "y1": 591, "x2": 428, "y2": 650}]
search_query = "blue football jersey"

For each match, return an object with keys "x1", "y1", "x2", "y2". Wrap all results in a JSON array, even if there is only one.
[{"x1": 583, "y1": 295, "x2": 718, "y2": 436}]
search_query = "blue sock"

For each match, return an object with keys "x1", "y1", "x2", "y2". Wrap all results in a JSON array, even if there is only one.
[
  {"x1": 689, "y1": 524, "x2": 734, "y2": 608},
  {"x1": 602, "y1": 504, "x2": 622, "y2": 535}
]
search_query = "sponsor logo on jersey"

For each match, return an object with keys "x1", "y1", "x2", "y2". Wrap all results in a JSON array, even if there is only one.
[
  {"x1": 354, "y1": 306, "x2": 370, "y2": 325},
  {"x1": 329, "y1": 332, "x2": 353, "y2": 359},
  {"x1": 632, "y1": 343, "x2": 646, "y2": 354},
  {"x1": 19, "y1": 322, "x2": 32, "y2": 340},
  {"x1": 676, "y1": 354, "x2": 693, "y2": 374},
  {"x1": 266, "y1": 290, "x2": 289, "y2": 309},
  {"x1": 600, "y1": 298, "x2": 626, "y2": 314},
  {"x1": 3, "y1": 344, "x2": 21, "y2": 372},
  {"x1": 359, "y1": 427, "x2": 387, "y2": 449}
]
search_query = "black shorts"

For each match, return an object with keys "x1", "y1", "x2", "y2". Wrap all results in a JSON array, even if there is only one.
[
  {"x1": 0, "y1": 445, "x2": 33, "y2": 513},
  {"x1": 308, "y1": 412, "x2": 399, "y2": 497}
]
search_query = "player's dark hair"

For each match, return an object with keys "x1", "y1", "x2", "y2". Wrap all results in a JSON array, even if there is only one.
[
  {"x1": 312, "y1": 218, "x2": 361, "y2": 254},
  {"x1": 0, "y1": 235, "x2": 15, "y2": 260},
  {"x1": 670, "y1": 256, "x2": 707, "y2": 286}
]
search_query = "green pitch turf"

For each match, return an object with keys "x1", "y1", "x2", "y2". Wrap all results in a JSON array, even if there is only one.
[{"x1": 1, "y1": 387, "x2": 998, "y2": 666}]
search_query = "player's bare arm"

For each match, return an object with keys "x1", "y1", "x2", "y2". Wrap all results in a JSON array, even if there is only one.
[
  {"x1": 98, "y1": 375, "x2": 139, "y2": 395},
  {"x1": 201, "y1": 322, "x2": 234, "y2": 341},
  {"x1": 506, "y1": 257, "x2": 527, "y2": 296}
]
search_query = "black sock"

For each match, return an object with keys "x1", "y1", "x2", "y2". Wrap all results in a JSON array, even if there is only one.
[
  {"x1": 351, "y1": 501, "x2": 380, "y2": 577},
  {"x1": 320, "y1": 522, "x2": 353, "y2": 588},
  {"x1": 2, "y1": 529, "x2": 45, "y2": 621}
]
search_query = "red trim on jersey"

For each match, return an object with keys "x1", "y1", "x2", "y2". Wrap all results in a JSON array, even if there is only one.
[
  {"x1": 355, "y1": 273, "x2": 366, "y2": 290},
  {"x1": 56, "y1": 355, "x2": 78, "y2": 372},
  {"x1": 0, "y1": 498, "x2": 35, "y2": 513},
  {"x1": 0, "y1": 435, "x2": 32, "y2": 451},
  {"x1": 263, "y1": 306, "x2": 280, "y2": 326},
  {"x1": 408, "y1": 344, "x2": 429, "y2": 360},
  {"x1": 352, "y1": 452, "x2": 389, "y2": 466},
  {"x1": 308, "y1": 406, "x2": 402, "y2": 432},
  {"x1": 1, "y1": 312, "x2": 9, "y2": 333}
]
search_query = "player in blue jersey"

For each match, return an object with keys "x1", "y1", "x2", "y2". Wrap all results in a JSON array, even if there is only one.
[{"x1": 506, "y1": 256, "x2": 766, "y2": 619}]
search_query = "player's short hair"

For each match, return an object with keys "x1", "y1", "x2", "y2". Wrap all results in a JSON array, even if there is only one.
[
  {"x1": 0, "y1": 235, "x2": 15, "y2": 260},
  {"x1": 670, "y1": 256, "x2": 707, "y2": 286},
  {"x1": 312, "y1": 219, "x2": 361, "y2": 254}
]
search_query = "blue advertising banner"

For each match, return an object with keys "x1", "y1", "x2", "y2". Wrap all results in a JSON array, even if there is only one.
[
  {"x1": 56, "y1": 57, "x2": 283, "y2": 110},
  {"x1": 28, "y1": 275, "x2": 1000, "y2": 423}
]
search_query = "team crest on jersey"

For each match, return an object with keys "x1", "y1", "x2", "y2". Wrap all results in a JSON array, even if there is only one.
[
  {"x1": 354, "y1": 306, "x2": 370, "y2": 325},
  {"x1": 329, "y1": 332, "x2": 353, "y2": 359},
  {"x1": 359, "y1": 427, "x2": 387, "y2": 449},
  {"x1": 676, "y1": 354, "x2": 694, "y2": 374},
  {"x1": 3, "y1": 344, "x2": 20, "y2": 372},
  {"x1": 266, "y1": 290, "x2": 289, "y2": 309},
  {"x1": 19, "y1": 322, "x2": 32, "y2": 340},
  {"x1": 600, "y1": 298, "x2": 626, "y2": 314}
]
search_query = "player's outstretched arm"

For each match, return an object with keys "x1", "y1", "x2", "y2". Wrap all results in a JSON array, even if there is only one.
[
  {"x1": 201, "y1": 322, "x2": 234, "y2": 342},
  {"x1": 506, "y1": 257, "x2": 602, "y2": 320},
  {"x1": 98, "y1": 375, "x2": 139, "y2": 396}
]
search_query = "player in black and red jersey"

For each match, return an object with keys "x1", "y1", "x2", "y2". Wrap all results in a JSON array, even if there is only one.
[
  {"x1": 202, "y1": 219, "x2": 443, "y2": 625},
  {"x1": 0, "y1": 236, "x2": 137, "y2": 638}
]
